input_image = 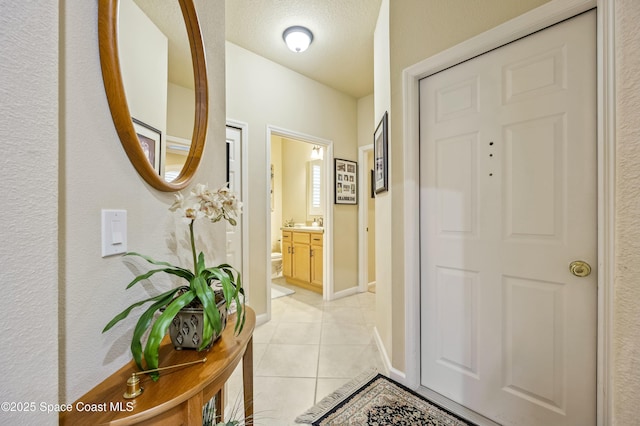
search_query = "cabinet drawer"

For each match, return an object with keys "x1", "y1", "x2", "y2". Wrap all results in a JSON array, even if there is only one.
[
  {"x1": 310, "y1": 235, "x2": 323, "y2": 246},
  {"x1": 293, "y1": 232, "x2": 310, "y2": 244},
  {"x1": 282, "y1": 231, "x2": 292, "y2": 241}
]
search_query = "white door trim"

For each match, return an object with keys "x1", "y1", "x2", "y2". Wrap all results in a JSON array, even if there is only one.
[
  {"x1": 265, "y1": 125, "x2": 335, "y2": 306},
  {"x1": 402, "y1": 0, "x2": 615, "y2": 424},
  {"x1": 226, "y1": 119, "x2": 250, "y2": 303},
  {"x1": 358, "y1": 144, "x2": 374, "y2": 293}
]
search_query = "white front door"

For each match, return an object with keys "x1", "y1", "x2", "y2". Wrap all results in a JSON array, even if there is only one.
[
  {"x1": 226, "y1": 125, "x2": 243, "y2": 272},
  {"x1": 419, "y1": 11, "x2": 596, "y2": 426}
]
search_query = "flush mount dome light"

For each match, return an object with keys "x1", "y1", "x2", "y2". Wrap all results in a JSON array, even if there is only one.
[{"x1": 283, "y1": 26, "x2": 313, "y2": 53}]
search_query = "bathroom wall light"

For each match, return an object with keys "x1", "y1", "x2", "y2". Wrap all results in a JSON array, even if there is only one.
[
  {"x1": 310, "y1": 145, "x2": 323, "y2": 160},
  {"x1": 283, "y1": 26, "x2": 313, "y2": 53}
]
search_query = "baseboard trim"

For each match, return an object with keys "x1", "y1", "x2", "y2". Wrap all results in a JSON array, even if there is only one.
[
  {"x1": 372, "y1": 326, "x2": 407, "y2": 385},
  {"x1": 389, "y1": 366, "x2": 406, "y2": 383},
  {"x1": 332, "y1": 286, "x2": 359, "y2": 300},
  {"x1": 372, "y1": 327, "x2": 391, "y2": 376},
  {"x1": 255, "y1": 312, "x2": 269, "y2": 326}
]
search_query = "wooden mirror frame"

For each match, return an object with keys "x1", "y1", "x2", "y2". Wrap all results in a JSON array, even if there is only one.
[{"x1": 98, "y1": 0, "x2": 209, "y2": 191}]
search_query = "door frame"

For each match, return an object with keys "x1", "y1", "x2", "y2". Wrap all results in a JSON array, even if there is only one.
[
  {"x1": 358, "y1": 144, "x2": 374, "y2": 292},
  {"x1": 265, "y1": 125, "x2": 334, "y2": 311},
  {"x1": 226, "y1": 119, "x2": 250, "y2": 303},
  {"x1": 402, "y1": 0, "x2": 615, "y2": 424}
]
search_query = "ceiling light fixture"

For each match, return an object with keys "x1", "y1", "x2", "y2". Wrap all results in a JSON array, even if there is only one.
[{"x1": 283, "y1": 26, "x2": 313, "y2": 53}]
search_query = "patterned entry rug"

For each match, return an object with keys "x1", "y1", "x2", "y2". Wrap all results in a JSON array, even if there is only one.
[{"x1": 296, "y1": 369, "x2": 475, "y2": 426}]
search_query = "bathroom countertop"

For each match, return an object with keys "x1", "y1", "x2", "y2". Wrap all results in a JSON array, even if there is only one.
[{"x1": 281, "y1": 226, "x2": 324, "y2": 233}]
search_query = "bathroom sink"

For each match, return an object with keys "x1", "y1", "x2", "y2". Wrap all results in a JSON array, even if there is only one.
[{"x1": 293, "y1": 225, "x2": 323, "y2": 231}]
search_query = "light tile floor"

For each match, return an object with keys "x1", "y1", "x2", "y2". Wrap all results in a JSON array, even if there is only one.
[{"x1": 224, "y1": 280, "x2": 385, "y2": 425}]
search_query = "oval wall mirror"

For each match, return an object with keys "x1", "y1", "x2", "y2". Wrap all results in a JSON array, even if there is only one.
[{"x1": 98, "y1": 0, "x2": 208, "y2": 191}]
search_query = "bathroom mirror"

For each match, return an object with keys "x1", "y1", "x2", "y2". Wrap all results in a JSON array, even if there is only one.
[{"x1": 98, "y1": 0, "x2": 208, "y2": 191}]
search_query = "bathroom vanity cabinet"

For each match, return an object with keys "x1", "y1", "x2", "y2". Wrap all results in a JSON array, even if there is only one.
[
  {"x1": 282, "y1": 228, "x2": 323, "y2": 293},
  {"x1": 310, "y1": 233, "x2": 323, "y2": 287}
]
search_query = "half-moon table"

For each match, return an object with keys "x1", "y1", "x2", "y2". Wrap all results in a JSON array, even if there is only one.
[{"x1": 60, "y1": 307, "x2": 255, "y2": 425}]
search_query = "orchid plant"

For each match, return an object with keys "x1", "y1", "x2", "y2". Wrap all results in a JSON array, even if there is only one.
[{"x1": 103, "y1": 183, "x2": 245, "y2": 380}]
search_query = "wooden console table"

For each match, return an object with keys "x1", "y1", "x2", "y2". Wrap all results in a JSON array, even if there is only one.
[{"x1": 60, "y1": 307, "x2": 255, "y2": 425}]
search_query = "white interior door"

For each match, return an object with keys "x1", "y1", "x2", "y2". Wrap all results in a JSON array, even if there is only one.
[
  {"x1": 226, "y1": 125, "x2": 243, "y2": 272},
  {"x1": 419, "y1": 11, "x2": 596, "y2": 426}
]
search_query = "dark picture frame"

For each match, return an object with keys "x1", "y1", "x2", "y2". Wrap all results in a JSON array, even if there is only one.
[
  {"x1": 335, "y1": 158, "x2": 358, "y2": 204},
  {"x1": 132, "y1": 118, "x2": 162, "y2": 175},
  {"x1": 370, "y1": 169, "x2": 375, "y2": 199},
  {"x1": 374, "y1": 111, "x2": 388, "y2": 193}
]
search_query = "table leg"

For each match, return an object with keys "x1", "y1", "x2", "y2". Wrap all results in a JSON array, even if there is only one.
[
  {"x1": 215, "y1": 388, "x2": 225, "y2": 423},
  {"x1": 186, "y1": 391, "x2": 204, "y2": 426},
  {"x1": 243, "y1": 336, "x2": 254, "y2": 423}
]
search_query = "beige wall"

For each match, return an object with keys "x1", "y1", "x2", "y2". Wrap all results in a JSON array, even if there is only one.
[
  {"x1": 120, "y1": 0, "x2": 168, "y2": 136},
  {"x1": 357, "y1": 94, "x2": 374, "y2": 149},
  {"x1": 357, "y1": 94, "x2": 376, "y2": 284},
  {"x1": 367, "y1": 150, "x2": 376, "y2": 283},
  {"x1": 226, "y1": 42, "x2": 360, "y2": 313},
  {"x1": 0, "y1": 1, "x2": 58, "y2": 424},
  {"x1": 167, "y1": 82, "x2": 196, "y2": 140},
  {"x1": 614, "y1": 1, "x2": 640, "y2": 422}
]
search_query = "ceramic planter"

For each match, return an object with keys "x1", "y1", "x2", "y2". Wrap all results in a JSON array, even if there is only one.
[{"x1": 168, "y1": 298, "x2": 227, "y2": 350}]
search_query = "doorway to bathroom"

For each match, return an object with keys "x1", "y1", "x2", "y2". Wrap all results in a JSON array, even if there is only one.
[{"x1": 266, "y1": 126, "x2": 333, "y2": 318}]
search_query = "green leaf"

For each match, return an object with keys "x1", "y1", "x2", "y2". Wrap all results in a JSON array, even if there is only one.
[
  {"x1": 143, "y1": 291, "x2": 196, "y2": 379},
  {"x1": 198, "y1": 263, "x2": 244, "y2": 338},
  {"x1": 200, "y1": 310, "x2": 214, "y2": 351},
  {"x1": 213, "y1": 270, "x2": 234, "y2": 303},
  {"x1": 123, "y1": 252, "x2": 194, "y2": 285},
  {"x1": 196, "y1": 252, "x2": 206, "y2": 275},
  {"x1": 129, "y1": 288, "x2": 181, "y2": 370},
  {"x1": 234, "y1": 299, "x2": 245, "y2": 334},
  {"x1": 124, "y1": 267, "x2": 191, "y2": 289},
  {"x1": 125, "y1": 252, "x2": 190, "y2": 272},
  {"x1": 203, "y1": 265, "x2": 245, "y2": 336},
  {"x1": 102, "y1": 289, "x2": 178, "y2": 333},
  {"x1": 192, "y1": 275, "x2": 222, "y2": 335}
]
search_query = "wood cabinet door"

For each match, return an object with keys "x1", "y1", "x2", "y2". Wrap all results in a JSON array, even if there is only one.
[
  {"x1": 311, "y1": 235, "x2": 323, "y2": 287},
  {"x1": 282, "y1": 232, "x2": 292, "y2": 277},
  {"x1": 293, "y1": 242, "x2": 311, "y2": 283}
]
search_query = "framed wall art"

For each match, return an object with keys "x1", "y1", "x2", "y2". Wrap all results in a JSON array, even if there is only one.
[
  {"x1": 335, "y1": 158, "x2": 357, "y2": 205},
  {"x1": 132, "y1": 117, "x2": 162, "y2": 175},
  {"x1": 374, "y1": 111, "x2": 388, "y2": 193}
]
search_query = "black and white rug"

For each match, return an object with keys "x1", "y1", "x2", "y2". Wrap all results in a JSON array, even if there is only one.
[{"x1": 296, "y1": 369, "x2": 475, "y2": 426}]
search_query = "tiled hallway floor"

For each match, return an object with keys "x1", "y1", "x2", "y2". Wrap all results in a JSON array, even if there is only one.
[{"x1": 224, "y1": 279, "x2": 385, "y2": 425}]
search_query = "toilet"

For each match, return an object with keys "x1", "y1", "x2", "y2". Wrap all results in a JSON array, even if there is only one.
[{"x1": 271, "y1": 252, "x2": 283, "y2": 278}]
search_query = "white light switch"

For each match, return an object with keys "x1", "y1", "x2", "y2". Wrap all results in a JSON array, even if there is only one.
[{"x1": 102, "y1": 209, "x2": 127, "y2": 257}]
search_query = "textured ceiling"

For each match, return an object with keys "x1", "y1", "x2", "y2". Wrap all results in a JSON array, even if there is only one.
[{"x1": 225, "y1": 0, "x2": 382, "y2": 99}]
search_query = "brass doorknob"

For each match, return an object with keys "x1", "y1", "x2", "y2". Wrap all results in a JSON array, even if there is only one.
[{"x1": 569, "y1": 260, "x2": 592, "y2": 277}]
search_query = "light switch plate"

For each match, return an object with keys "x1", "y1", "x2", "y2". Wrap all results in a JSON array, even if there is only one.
[{"x1": 102, "y1": 209, "x2": 127, "y2": 257}]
